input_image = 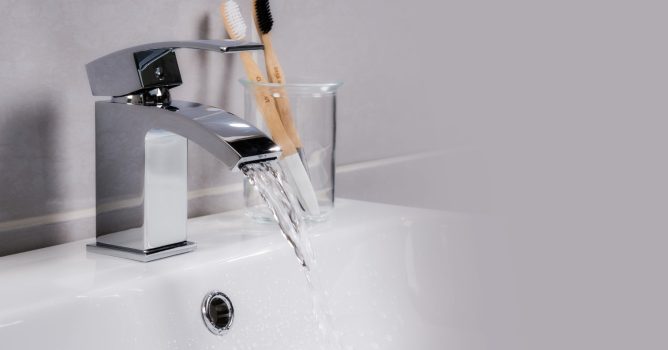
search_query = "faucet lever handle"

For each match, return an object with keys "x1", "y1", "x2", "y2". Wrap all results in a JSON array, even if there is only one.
[{"x1": 86, "y1": 40, "x2": 263, "y2": 97}]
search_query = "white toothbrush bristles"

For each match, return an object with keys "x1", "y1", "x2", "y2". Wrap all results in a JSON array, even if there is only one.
[{"x1": 223, "y1": 0, "x2": 247, "y2": 40}]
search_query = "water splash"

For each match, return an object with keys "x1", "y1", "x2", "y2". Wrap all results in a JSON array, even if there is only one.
[
  {"x1": 241, "y1": 161, "x2": 343, "y2": 349},
  {"x1": 241, "y1": 161, "x2": 313, "y2": 268}
]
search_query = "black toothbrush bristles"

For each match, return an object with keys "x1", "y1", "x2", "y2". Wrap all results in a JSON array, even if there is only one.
[{"x1": 254, "y1": 0, "x2": 273, "y2": 34}]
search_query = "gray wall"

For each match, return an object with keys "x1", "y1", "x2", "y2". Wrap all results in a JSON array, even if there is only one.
[{"x1": 1, "y1": 0, "x2": 667, "y2": 250}]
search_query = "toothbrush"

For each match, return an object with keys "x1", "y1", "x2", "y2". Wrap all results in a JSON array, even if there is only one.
[
  {"x1": 221, "y1": 0, "x2": 320, "y2": 215},
  {"x1": 252, "y1": 0, "x2": 305, "y2": 161}
]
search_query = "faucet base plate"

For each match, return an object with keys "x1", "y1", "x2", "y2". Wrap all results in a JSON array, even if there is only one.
[{"x1": 86, "y1": 241, "x2": 197, "y2": 262}]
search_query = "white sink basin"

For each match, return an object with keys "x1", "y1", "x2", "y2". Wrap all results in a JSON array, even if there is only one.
[{"x1": 0, "y1": 199, "x2": 486, "y2": 349}]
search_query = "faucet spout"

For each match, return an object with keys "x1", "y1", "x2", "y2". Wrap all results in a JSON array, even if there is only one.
[{"x1": 105, "y1": 98, "x2": 281, "y2": 169}]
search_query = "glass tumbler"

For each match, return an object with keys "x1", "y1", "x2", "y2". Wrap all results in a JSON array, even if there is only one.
[{"x1": 241, "y1": 79, "x2": 341, "y2": 223}]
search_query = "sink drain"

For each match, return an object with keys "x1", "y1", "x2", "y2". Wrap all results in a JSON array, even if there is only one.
[{"x1": 201, "y1": 291, "x2": 234, "y2": 335}]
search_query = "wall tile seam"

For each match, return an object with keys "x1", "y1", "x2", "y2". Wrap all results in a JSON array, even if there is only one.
[
  {"x1": 336, "y1": 149, "x2": 454, "y2": 174},
  {"x1": 0, "y1": 183, "x2": 242, "y2": 233}
]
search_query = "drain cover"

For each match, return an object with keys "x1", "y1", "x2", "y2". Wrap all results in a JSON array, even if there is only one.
[{"x1": 201, "y1": 291, "x2": 234, "y2": 335}]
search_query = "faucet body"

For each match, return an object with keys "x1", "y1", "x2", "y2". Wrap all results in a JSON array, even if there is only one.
[{"x1": 85, "y1": 40, "x2": 280, "y2": 261}]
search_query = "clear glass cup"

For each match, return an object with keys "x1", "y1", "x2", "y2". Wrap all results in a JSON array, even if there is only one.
[{"x1": 241, "y1": 79, "x2": 342, "y2": 223}]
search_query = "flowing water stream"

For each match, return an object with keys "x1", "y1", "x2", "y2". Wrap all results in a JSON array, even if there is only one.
[{"x1": 241, "y1": 161, "x2": 343, "y2": 349}]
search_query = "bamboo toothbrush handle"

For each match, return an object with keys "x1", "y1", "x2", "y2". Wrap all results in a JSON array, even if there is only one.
[
  {"x1": 272, "y1": 88, "x2": 302, "y2": 148},
  {"x1": 260, "y1": 35, "x2": 303, "y2": 149},
  {"x1": 240, "y1": 52, "x2": 296, "y2": 157},
  {"x1": 260, "y1": 36, "x2": 284, "y2": 83}
]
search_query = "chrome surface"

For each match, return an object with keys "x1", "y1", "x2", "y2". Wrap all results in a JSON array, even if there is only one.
[
  {"x1": 86, "y1": 241, "x2": 196, "y2": 262},
  {"x1": 86, "y1": 40, "x2": 263, "y2": 97},
  {"x1": 110, "y1": 87, "x2": 172, "y2": 106},
  {"x1": 86, "y1": 40, "x2": 280, "y2": 261},
  {"x1": 201, "y1": 291, "x2": 235, "y2": 336}
]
